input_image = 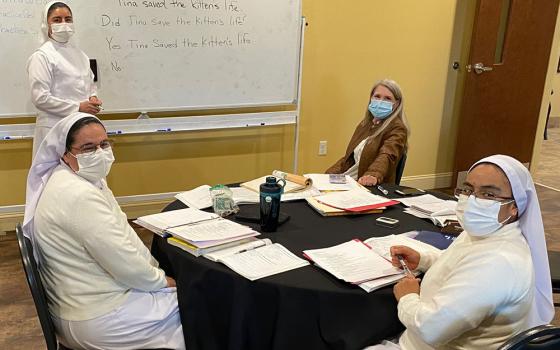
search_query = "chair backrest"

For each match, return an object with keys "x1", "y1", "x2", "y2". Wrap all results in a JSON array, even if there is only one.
[
  {"x1": 395, "y1": 152, "x2": 407, "y2": 185},
  {"x1": 548, "y1": 250, "x2": 560, "y2": 307},
  {"x1": 15, "y1": 223, "x2": 59, "y2": 350},
  {"x1": 498, "y1": 324, "x2": 560, "y2": 350}
]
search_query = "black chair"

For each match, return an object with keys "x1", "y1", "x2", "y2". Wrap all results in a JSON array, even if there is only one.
[
  {"x1": 548, "y1": 250, "x2": 560, "y2": 307},
  {"x1": 15, "y1": 223, "x2": 72, "y2": 350},
  {"x1": 395, "y1": 152, "x2": 407, "y2": 185},
  {"x1": 498, "y1": 324, "x2": 560, "y2": 350}
]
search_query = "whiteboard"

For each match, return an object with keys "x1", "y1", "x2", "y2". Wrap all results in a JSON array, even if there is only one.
[{"x1": 0, "y1": 0, "x2": 302, "y2": 116}]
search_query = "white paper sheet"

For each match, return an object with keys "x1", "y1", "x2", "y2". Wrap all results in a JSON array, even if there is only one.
[
  {"x1": 134, "y1": 208, "x2": 218, "y2": 234},
  {"x1": 167, "y1": 219, "x2": 255, "y2": 242},
  {"x1": 314, "y1": 189, "x2": 393, "y2": 210},
  {"x1": 204, "y1": 238, "x2": 272, "y2": 262},
  {"x1": 175, "y1": 185, "x2": 213, "y2": 209},
  {"x1": 303, "y1": 174, "x2": 365, "y2": 191},
  {"x1": 219, "y1": 243, "x2": 309, "y2": 281},
  {"x1": 303, "y1": 240, "x2": 401, "y2": 284}
]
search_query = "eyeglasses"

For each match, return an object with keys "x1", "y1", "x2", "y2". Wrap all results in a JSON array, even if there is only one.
[
  {"x1": 454, "y1": 187, "x2": 514, "y2": 207},
  {"x1": 70, "y1": 139, "x2": 114, "y2": 156}
]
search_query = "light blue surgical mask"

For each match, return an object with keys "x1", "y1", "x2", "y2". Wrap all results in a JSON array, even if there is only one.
[
  {"x1": 368, "y1": 99, "x2": 394, "y2": 119},
  {"x1": 455, "y1": 194, "x2": 512, "y2": 237}
]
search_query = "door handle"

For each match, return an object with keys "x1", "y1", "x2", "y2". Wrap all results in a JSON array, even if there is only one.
[{"x1": 466, "y1": 63, "x2": 494, "y2": 74}]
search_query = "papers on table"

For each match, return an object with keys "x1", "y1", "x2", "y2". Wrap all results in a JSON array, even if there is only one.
[
  {"x1": 135, "y1": 208, "x2": 259, "y2": 253},
  {"x1": 364, "y1": 233, "x2": 441, "y2": 261},
  {"x1": 303, "y1": 174, "x2": 365, "y2": 192},
  {"x1": 314, "y1": 189, "x2": 399, "y2": 212},
  {"x1": 303, "y1": 240, "x2": 402, "y2": 284},
  {"x1": 175, "y1": 185, "x2": 260, "y2": 210},
  {"x1": 176, "y1": 184, "x2": 319, "y2": 210},
  {"x1": 134, "y1": 208, "x2": 218, "y2": 236},
  {"x1": 204, "y1": 238, "x2": 272, "y2": 262},
  {"x1": 168, "y1": 236, "x2": 257, "y2": 257},
  {"x1": 241, "y1": 172, "x2": 312, "y2": 194},
  {"x1": 397, "y1": 194, "x2": 457, "y2": 226},
  {"x1": 305, "y1": 197, "x2": 382, "y2": 216},
  {"x1": 167, "y1": 218, "x2": 255, "y2": 242},
  {"x1": 219, "y1": 243, "x2": 309, "y2": 281}
]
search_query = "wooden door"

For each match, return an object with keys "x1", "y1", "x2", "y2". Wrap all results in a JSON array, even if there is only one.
[{"x1": 453, "y1": 0, "x2": 559, "y2": 184}]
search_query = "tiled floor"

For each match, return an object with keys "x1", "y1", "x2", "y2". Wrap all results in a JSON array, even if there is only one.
[{"x1": 1, "y1": 129, "x2": 559, "y2": 349}]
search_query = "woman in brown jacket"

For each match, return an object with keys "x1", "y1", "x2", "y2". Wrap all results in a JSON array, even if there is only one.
[{"x1": 326, "y1": 79, "x2": 409, "y2": 186}]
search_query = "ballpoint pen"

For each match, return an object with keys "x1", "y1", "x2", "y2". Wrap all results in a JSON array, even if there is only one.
[
  {"x1": 377, "y1": 185, "x2": 389, "y2": 196},
  {"x1": 396, "y1": 254, "x2": 413, "y2": 276}
]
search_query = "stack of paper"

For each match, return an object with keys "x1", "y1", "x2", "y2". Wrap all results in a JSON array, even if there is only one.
[
  {"x1": 241, "y1": 171, "x2": 313, "y2": 194},
  {"x1": 133, "y1": 208, "x2": 218, "y2": 236},
  {"x1": 203, "y1": 238, "x2": 272, "y2": 262},
  {"x1": 167, "y1": 218, "x2": 258, "y2": 248},
  {"x1": 314, "y1": 189, "x2": 399, "y2": 212},
  {"x1": 168, "y1": 236, "x2": 257, "y2": 257},
  {"x1": 176, "y1": 185, "x2": 320, "y2": 210},
  {"x1": 218, "y1": 243, "x2": 309, "y2": 281},
  {"x1": 135, "y1": 208, "x2": 260, "y2": 255},
  {"x1": 397, "y1": 194, "x2": 457, "y2": 226},
  {"x1": 303, "y1": 174, "x2": 365, "y2": 192},
  {"x1": 303, "y1": 240, "x2": 402, "y2": 284},
  {"x1": 175, "y1": 185, "x2": 260, "y2": 210},
  {"x1": 305, "y1": 197, "x2": 383, "y2": 216}
]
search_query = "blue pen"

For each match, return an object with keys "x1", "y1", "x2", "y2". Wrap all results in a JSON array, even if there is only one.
[{"x1": 2, "y1": 136, "x2": 24, "y2": 140}]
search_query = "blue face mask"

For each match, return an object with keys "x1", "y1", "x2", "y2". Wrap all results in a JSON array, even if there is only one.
[{"x1": 368, "y1": 99, "x2": 394, "y2": 119}]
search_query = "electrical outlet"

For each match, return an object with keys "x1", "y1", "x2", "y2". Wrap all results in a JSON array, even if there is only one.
[{"x1": 318, "y1": 140, "x2": 327, "y2": 156}]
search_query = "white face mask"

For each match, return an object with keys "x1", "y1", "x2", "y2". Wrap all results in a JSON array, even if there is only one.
[
  {"x1": 70, "y1": 148, "x2": 114, "y2": 183},
  {"x1": 456, "y1": 194, "x2": 512, "y2": 237},
  {"x1": 50, "y1": 22, "x2": 74, "y2": 43}
]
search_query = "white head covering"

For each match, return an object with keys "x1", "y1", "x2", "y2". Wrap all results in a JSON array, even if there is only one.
[
  {"x1": 470, "y1": 154, "x2": 554, "y2": 327},
  {"x1": 39, "y1": 1, "x2": 72, "y2": 44},
  {"x1": 23, "y1": 113, "x2": 99, "y2": 250}
]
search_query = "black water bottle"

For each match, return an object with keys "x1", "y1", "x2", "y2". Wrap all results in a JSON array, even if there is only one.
[{"x1": 259, "y1": 176, "x2": 285, "y2": 232}]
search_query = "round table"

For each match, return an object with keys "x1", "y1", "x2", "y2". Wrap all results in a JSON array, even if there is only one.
[{"x1": 151, "y1": 187, "x2": 444, "y2": 350}]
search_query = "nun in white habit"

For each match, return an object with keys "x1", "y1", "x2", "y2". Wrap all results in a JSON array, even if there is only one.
[
  {"x1": 27, "y1": 1, "x2": 102, "y2": 156},
  {"x1": 366, "y1": 154, "x2": 554, "y2": 350},
  {"x1": 23, "y1": 112, "x2": 185, "y2": 350}
]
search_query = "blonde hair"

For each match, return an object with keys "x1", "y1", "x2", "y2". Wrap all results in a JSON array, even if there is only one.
[{"x1": 362, "y1": 79, "x2": 410, "y2": 140}]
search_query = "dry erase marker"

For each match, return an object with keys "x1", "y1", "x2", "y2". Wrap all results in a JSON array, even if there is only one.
[
  {"x1": 157, "y1": 128, "x2": 172, "y2": 132},
  {"x1": 396, "y1": 254, "x2": 413, "y2": 276}
]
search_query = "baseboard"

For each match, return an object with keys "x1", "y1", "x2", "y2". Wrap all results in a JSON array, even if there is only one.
[
  {"x1": 399, "y1": 172, "x2": 453, "y2": 190},
  {"x1": 0, "y1": 192, "x2": 178, "y2": 234}
]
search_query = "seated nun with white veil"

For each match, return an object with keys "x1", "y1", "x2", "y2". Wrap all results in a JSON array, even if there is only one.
[
  {"x1": 23, "y1": 112, "x2": 186, "y2": 350},
  {"x1": 366, "y1": 155, "x2": 555, "y2": 350}
]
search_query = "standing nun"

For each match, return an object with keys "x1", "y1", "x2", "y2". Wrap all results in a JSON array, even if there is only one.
[{"x1": 27, "y1": 1, "x2": 102, "y2": 156}]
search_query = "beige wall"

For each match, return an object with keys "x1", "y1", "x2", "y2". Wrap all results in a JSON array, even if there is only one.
[{"x1": 0, "y1": 1, "x2": 469, "y2": 207}]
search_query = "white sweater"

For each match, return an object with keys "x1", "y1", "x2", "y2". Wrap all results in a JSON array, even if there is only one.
[
  {"x1": 27, "y1": 39, "x2": 97, "y2": 128},
  {"x1": 398, "y1": 221, "x2": 534, "y2": 350},
  {"x1": 34, "y1": 165, "x2": 167, "y2": 321}
]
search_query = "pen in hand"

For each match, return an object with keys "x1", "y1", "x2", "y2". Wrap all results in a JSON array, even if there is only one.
[{"x1": 396, "y1": 254, "x2": 413, "y2": 277}]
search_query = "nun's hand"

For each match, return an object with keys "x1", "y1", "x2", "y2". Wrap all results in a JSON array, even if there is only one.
[
  {"x1": 394, "y1": 276, "x2": 421, "y2": 301},
  {"x1": 358, "y1": 175, "x2": 378, "y2": 186},
  {"x1": 89, "y1": 96, "x2": 103, "y2": 106},
  {"x1": 79, "y1": 101, "x2": 102, "y2": 115}
]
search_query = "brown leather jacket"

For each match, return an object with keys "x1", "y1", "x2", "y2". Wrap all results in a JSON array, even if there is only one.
[{"x1": 325, "y1": 117, "x2": 408, "y2": 183}]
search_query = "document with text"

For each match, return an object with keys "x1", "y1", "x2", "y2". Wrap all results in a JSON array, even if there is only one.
[
  {"x1": 219, "y1": 243, "x2": 309, "y2": 281},
  {"x1": 303, "y1": 239, "x2": 402, "y2": 284}
]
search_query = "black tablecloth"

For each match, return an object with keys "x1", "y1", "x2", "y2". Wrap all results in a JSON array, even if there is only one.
[{"x1": 151, "y1": 186, "x2": 445, "y2": 350}]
